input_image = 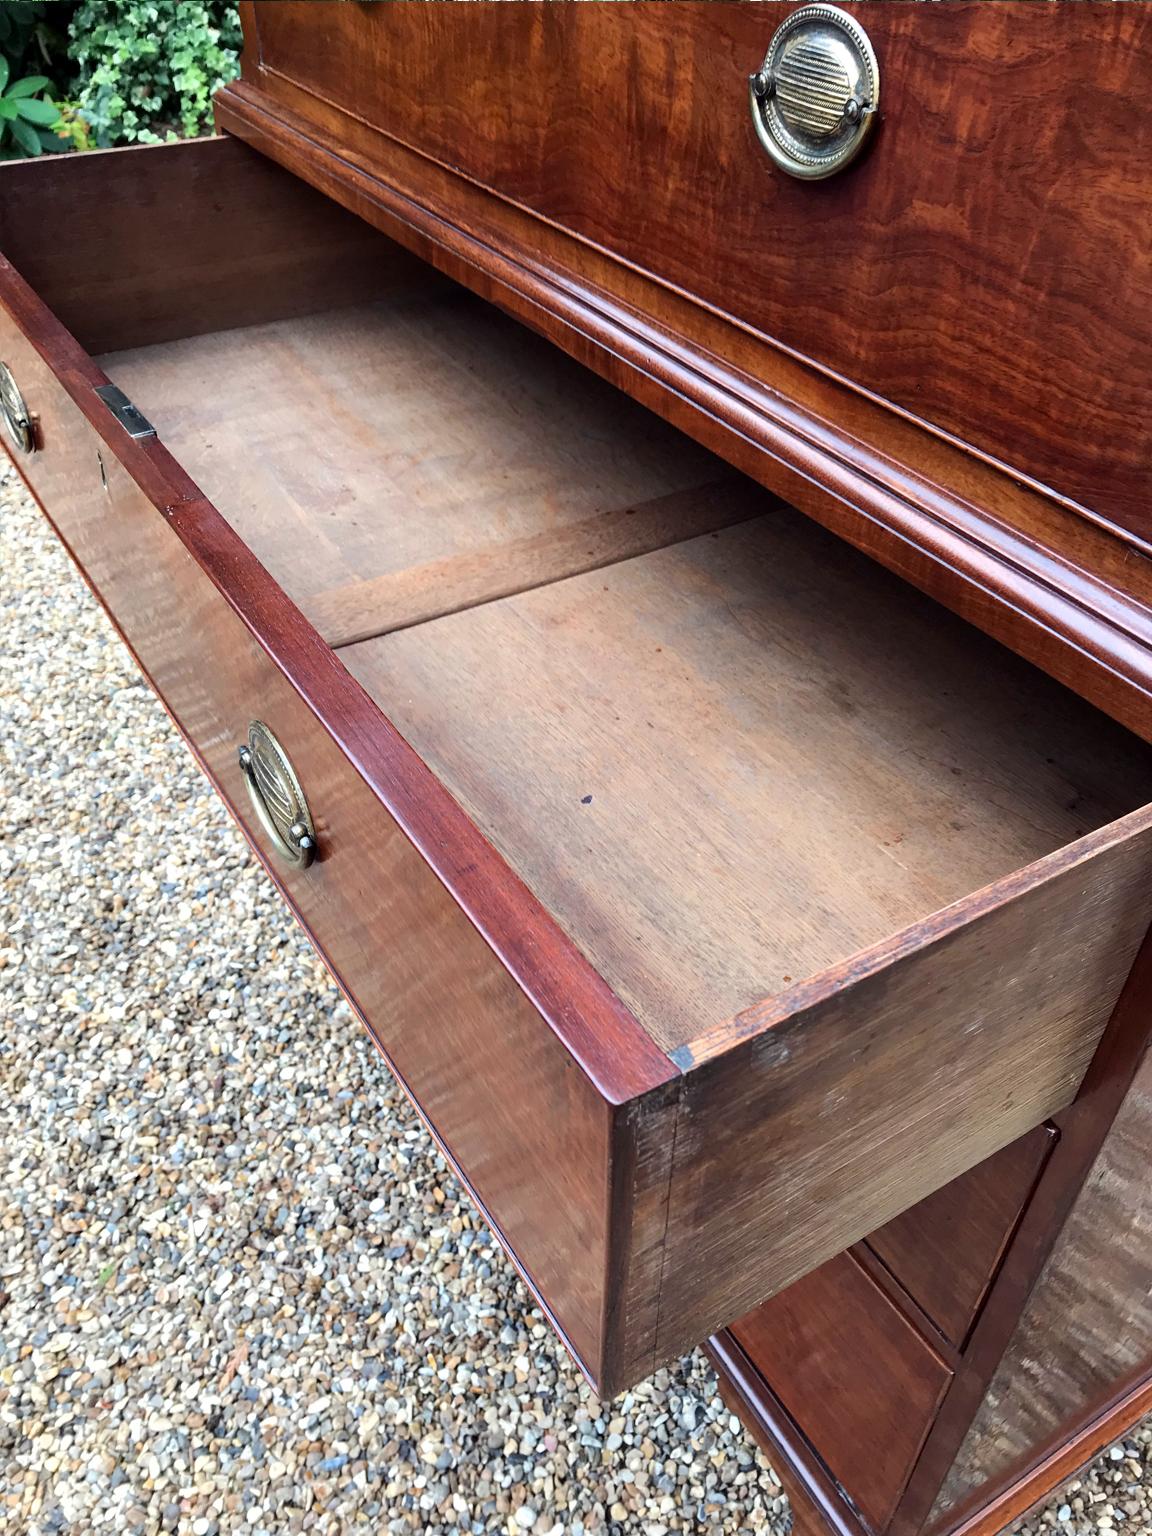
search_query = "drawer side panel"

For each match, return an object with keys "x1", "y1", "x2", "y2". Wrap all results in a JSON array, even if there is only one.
[{"x1": 0, "y1": 264, "x2": 678, "y2": 1395}]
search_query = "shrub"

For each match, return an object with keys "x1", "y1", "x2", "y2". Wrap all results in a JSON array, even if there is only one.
[
  {"x1": 0, "y1": 1, "x2": 74, "y2": 157},
  {"x1": 0, "y1": 56, "x2": 68, "y2": 159},
  {"x1": 0, "y1": 2, "x2": 70, "y2": 86},
  {"x1": 67, "y1": 0, "x2": 241, "y2": 147}
]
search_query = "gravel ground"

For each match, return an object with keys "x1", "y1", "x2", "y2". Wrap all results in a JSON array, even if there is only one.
[{"x1": 0, "y1": 461, "x2": 1148, "y2": 1536}]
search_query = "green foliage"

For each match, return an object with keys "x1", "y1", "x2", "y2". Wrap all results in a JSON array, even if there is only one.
[
  {"x1": 67, "y1": 0, "x2": 241, "y2": 147},
  {"x1": 0, "y1": 54, "x2": 67, "y2": 159},
  {"x1": 0, "y1": 2, "x2": 74, "y2": 156},
  {"x1": 49, "y1": 97, "x2": 95, "y2": 153},
  {"x1": 0, "y1": 2, "x2": 62, "y2": 79}
]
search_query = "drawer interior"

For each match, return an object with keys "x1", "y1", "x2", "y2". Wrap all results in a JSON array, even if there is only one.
[
  {"x1": 341, "y1": 516, "x2": 1152, "y2": 1052},
  {"x1": 31, "y1": 136, "x2": 1146, "y2": 1059},
  {"x1": 98, "y1": 293, "x2": 747, "y2": 645},
  {"x1": 10, "y1": 133, "x2": 1152, "y2": 1387},
  {"x1": 97, "y1": 293, "x2": 1152, "y2": 1054}
]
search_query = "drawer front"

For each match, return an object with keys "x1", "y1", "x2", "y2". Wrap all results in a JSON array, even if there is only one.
[
  {"x1": 238, "y1": 1, "x2": 1152, "y2": 547},
  {"x1": 0, "y1": 261, "x2": 676, "y2": 1393},
  {"x1": 865, "y1": 1125, "x2": 1057, "y2": 1348},
  {"x1": 728, "y1": 1252, "x2": 953, "y2": 1533}
]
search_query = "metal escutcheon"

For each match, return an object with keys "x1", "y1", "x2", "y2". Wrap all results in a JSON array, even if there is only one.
[
  {"x1": 237, "y1": 720, "x2": 316, "y2": 869},
  {"x1": 0, "y1": 361, "x2": 35, "y2": 454},
  {"x1": 749, "y1": 4, "x2": 879, "y2": 180}
]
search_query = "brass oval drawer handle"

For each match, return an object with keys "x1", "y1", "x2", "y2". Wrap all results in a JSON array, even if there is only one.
[
  {"x1": 749, "y1": 3, "x2": 879, "y2": 181},
  {"x1": 237, "y1": 720, "x2": 316, "y2": 869},
  {"x1": 0, "y1": 361, "x2": 36, "y2": 454}
]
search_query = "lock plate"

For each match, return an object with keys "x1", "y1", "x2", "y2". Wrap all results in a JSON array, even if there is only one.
[{"x1": 95, "y1": 383, "x2": 156, "y2": 440}]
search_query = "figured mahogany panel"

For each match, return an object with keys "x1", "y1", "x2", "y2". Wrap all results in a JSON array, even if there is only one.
[
  {"x1": 730, "y1": 1252, "x2": 953, "y2": 1532},
  {"x1": 215, "y1": 44, "x2": 1152, "y2": 747},
  {"x1": 866, "y1": 1125, "x2": 1056, "y2": 1348},
  {"x1": 239, "y1": 2, "x2": 1152, "y2": 546}
]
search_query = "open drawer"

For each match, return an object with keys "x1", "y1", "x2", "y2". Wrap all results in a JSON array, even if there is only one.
[{"x1": 5, "y1": 136, "x2": 1152, "y2": 1397}]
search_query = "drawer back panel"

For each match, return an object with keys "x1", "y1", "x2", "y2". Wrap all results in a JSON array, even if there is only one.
[{"x1": 241, "y1": 1, "x2": 1152, "y2": 546}]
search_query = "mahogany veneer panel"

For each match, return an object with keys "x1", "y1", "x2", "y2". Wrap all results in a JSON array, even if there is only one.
[
  {"x1": 100, "y1": 296, "x2": 748, "y2": 645},
  {"x1": 345, "y1": 515, "x2": 1152, "y2": 1054},
  {"x1": 215, "y1": 22, "x2": 1152, "y2": 743},
  {"x1": 730, "y1": 1253, "x2": 953, "y2": 1532},
  {"x1": 235, "y1": 2, "x2": 1152, "y2": 545}
]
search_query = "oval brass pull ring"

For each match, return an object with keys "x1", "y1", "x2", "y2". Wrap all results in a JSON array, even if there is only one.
[{"x1": 237, "y1": 720, "x2": 316, "y2": 869}]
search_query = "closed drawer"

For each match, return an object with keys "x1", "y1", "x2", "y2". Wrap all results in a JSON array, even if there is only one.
[
  {"x1": 5, "y1": 135, "x2": 1152, "y2": 1397},
  {"x1": 728, "y1": 1252, "x2": 953, "y2": 1533},
  {"x1": 864, "y1": 1125, "x2": 1057, "y2": 1348},
  {"x1": 227, "y1": 3, "x2": 1152, "y2": 548}
]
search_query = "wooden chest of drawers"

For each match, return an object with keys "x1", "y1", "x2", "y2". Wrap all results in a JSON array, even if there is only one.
[{"x1": 5, "y1": 6, "x2": 1152, "y2": 1535}]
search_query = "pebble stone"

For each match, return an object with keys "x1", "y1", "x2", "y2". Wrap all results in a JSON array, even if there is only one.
[{"x1": 1, "y1": 461, "x2": 1149, "y2": 1536}]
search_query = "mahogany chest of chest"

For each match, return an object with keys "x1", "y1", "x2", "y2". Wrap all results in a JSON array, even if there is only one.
[{"x1": 4, "y1": 5, "x2": 1152, "y2": 1533}]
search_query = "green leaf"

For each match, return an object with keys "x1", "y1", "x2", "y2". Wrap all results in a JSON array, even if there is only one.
[
  {"x1": 8, "y1": 115, "x2": 41, "y2": 156},
  {"x1": 67, "y1": 0, "x2": 242, "y2": 147},
  {"x1": 0, "y1": 101, "x2": 16, "y2": 122},
  {"x1": 7, "y1": 77, "x2": 52, "y2": 100},
  {"x1": 15, "y1": 98, "x2": 61, "y2": 126},
  {"x1": 0, "y1": 56, "x2": 9, "y2": 97}
]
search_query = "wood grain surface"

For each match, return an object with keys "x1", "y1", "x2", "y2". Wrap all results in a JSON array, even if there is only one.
[
  {"x1": 933, "y1": 1044, "x2": 1152, "y2": 1521},
  {"x1": 346, "y1": 515, "x2": 1152, "y2": 1054},
  {"x1": 234, "y1": 2, "x2": 1152, "y2": 545},
  {"x1": 731, "y1": 1252, "x2": 953, "y2": 1532},
  {"x1": 215, "y1": 34, "x2": 1152, "y2": 746},
  {"x1": 866, "y1": 1126, "x2": 1056, "y2": 1349},
  {"x1": 99, "y1": 297, "x2": 751, "y2": 645},
  {"x1": 10, "y1": 126, "x2": 1152, "y2": 1403},
  {"x1": 882, "y1": 927, "x2": 1152, "y2": 1536},
  {"x1": 0, "y1": 249, "x2": 681, "y2": 1396},
  {"x1": 654, "y1": 809, "x2": 1152, "y2": 1367},
  {"x1": 0, "y1": 134, "x2": 423, "y2": 353},
  {"x1": 943, "y1": 1376, "x2": 1152, "y2": 1536}
]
